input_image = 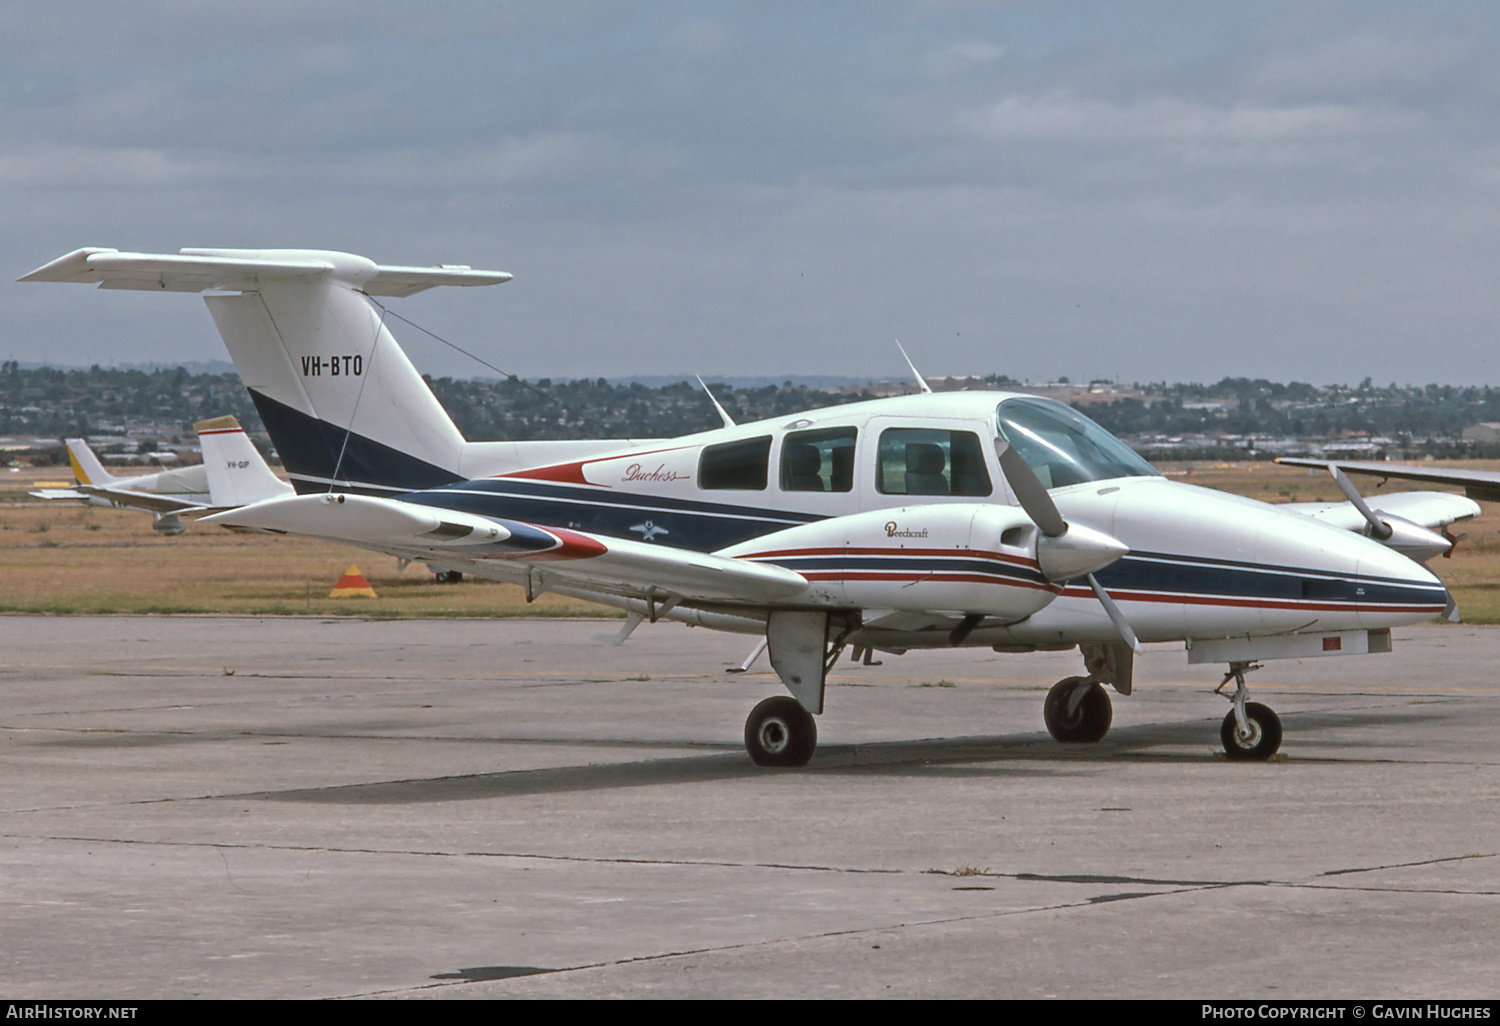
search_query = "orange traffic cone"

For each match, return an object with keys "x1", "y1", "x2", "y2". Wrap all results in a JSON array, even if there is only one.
[{"x1": 329, "y1": 564, "x2": 378, "y2": 599}]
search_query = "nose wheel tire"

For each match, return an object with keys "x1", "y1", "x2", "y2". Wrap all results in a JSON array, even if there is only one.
[
  {"x1": 1043, "y1": 677, "x2": 1112, "y2": 743},
  {"x1": 745, "y1": 696, "x2": 817, "y2": 767},
  {"x1": 1221, "y1": 702, "x2": 1282, "y2": 761}
]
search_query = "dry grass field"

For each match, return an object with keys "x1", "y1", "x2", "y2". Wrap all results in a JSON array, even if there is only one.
[
  {"x1": 5, "y1": 460, "x2": 1500, "y2": 621},
  {"x1": 0, "y1": 467, "x2": 609, "y2": 618}
]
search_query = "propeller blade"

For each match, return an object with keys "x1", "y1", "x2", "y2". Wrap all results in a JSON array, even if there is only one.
[
  {"x1": 1087, "y1": 573, "x2": 1143, "y2": 654},
  {"x1": 996, "y1": 441, "x2": 1066, "y2": 538},
  {"x1": 1328, "y1": 466, "x2": 1393, "y2": 541},
  {"x1": 1444, "y1": 594, "x2": 1461, "y2": 623}
]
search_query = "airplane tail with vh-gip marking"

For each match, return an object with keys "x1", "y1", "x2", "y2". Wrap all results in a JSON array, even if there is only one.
[{"x1": 194, "y1": 415, "x2": 294, "y2": 506}]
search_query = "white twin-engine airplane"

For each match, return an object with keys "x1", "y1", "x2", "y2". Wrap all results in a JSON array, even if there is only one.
[
  {"x1": 21, "y1": 247, "x2": 1480, "y2": 765},
  {"x1": 30, "y1": 416, "x2": 292, "y2": 533}
]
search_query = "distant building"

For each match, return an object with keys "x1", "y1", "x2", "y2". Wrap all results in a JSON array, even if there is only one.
[{"x1": 1462, "y1": 422, "x2": 1500, "y2": 443}]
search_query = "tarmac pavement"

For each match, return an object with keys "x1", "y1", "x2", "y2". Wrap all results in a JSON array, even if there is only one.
[{"x1": 0, "y1": 615, "x2": 1496, "y2": 999}]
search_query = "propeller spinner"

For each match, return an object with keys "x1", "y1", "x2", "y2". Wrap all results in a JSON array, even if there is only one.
[{"x1": 996, "y1": 441, "x2": 1141, "y2": 653}]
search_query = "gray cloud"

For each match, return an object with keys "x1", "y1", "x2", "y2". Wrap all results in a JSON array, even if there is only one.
[{"x1": 5, "y1": 2, "x2": 1500, "y2": 387}]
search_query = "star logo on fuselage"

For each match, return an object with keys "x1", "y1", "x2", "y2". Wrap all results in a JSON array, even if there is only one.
[{"x1": 630, "y1": 520, "x2": 669, "y2": 542}]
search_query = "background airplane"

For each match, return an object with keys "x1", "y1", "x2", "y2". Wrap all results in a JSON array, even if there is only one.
[
  {"x1": 31, "y1": 415, "x2": 292, "y2": 533},
  {"x1": 21, "y1": 246, "x2": 1477, "y2": 765}
]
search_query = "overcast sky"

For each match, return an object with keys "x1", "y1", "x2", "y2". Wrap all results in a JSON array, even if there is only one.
[{"x1": 5, "y1": 2, "x2": 1500, "y2": 385}]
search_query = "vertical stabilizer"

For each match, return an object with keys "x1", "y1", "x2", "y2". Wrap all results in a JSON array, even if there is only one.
[
  {"x1": 66, "y1": 439, "x2": 116, "y2": 486},
  {"x1": 195, "y1": 416, "x2": 294, "y2": 507},
  {"x1": 204, "y1": 281, "x2": 472, "y2": 494}
]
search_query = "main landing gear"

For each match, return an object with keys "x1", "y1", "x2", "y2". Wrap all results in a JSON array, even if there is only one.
[
  {"x1": 1042, "y1": 641, "x2": 1131, "y2": 744},
  {"x1": 744, "y1": 696, "x2": 818, "y2": 768},
  {"x1": 1216, "y1": 662, "x2": 1282, "y2": 761},
  {"x1": 1043, "y1": 677, "x2": 1113, "y2": 743}
]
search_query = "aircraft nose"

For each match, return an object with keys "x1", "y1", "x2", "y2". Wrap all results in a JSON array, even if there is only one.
[{"x1": 1351, "y1": 529, "x2": 1451, "y2": 625}]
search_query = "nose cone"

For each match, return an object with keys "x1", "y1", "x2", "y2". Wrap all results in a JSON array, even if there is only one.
[
  {"x1": 1036, "y1": 522, "x2": 1129, "y2": 582},
  {"x1": 1064, "y1": 478, "x2": 1451, "y2": 640},
  {"x1": 1346, "y1": 524, "x2": 1452, "y2": 627}
]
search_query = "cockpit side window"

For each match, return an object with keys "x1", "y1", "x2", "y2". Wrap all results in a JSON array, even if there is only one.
[
  {"x1": 875, "y1": 428, "x2": 992, "y2": 496},
  {"x1": 699, "y1": 436, "x2": 772, "y2": 490},
  {"x1": 995, "y1": 397, "x2": 1158, "y2": 489},
  {"x1": 780, "y1": 427, "x2": 857, "y2": 492}
]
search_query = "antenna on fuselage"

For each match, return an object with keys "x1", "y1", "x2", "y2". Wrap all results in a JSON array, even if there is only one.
[
  {"x1": 894, "y1": 339, "x2": 932, "y2": 394},
  {"x1": 695, "y1": 375, "x2": 737, "y2": 428}
]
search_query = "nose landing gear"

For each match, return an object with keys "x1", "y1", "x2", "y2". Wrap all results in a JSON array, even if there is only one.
[{"x1": 1216, "y1": 662, "x2": 1282, "y2": 761}]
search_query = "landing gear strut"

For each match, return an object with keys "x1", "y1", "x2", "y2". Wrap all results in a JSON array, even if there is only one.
[
  {"x1": 1216, "y1": 662, "x2": 1282, "y2": 761},
  {"x1": 1044, "y1": 676, "x2": 1113, "y2": 743},
  {"x1": 744, "y1": 696, "x2": 817, "y2": 768}
]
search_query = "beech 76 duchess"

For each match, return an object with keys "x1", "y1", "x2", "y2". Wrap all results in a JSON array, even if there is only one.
[{"x1": 21, "y1": 247, "x2": 1478, "y2": 765}]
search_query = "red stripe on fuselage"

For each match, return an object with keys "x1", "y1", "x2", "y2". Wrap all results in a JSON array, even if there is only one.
[
  {"x1": 804, "y1": 571, "x2": 1060, "y2": 593},
  {"x1": 497, "y1": 445, "x2": 695, "y2": 487},
  {"x1": 744, "y1": 546, "x2": 1040, "y2": 569}
]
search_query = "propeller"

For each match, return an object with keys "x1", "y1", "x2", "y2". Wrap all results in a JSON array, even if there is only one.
[
  {"x1": 1328, "y1": 466, "x2": 1391, "y2": 540},
  {"x1": 1327, "y1": 465, "x2": 1454, "y2": 563},
  {"x1": 995, "y1": 440, "x2": 1141, "y2": 653}
]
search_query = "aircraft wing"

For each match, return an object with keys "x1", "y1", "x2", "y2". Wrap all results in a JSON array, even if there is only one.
[
  {"x1": 1280, "y1": 491, "x2": 1481, "y2": 531},
  {"x1": 73, "y1": 484, "x2": 211, "y2": 515},
  {"x1": 1276, "y1": 457, "x2": 1500, "y2": 502},
  {"x1": 29, "y1": 487, "x2": 89, "y2": 502},
  {"x1": 200, "y1": 493, "x2": 811, "y2": 606}
]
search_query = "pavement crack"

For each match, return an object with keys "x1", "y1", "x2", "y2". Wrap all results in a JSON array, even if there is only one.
[
  {"x1": 1320, "y1": 852, "x2": 1497, "y2": 877},
  {"x1": 7, "y1": 833, "x2": 905, "y2": 875},
  {"x1": 340, "y1": 885, "x2": 1217, "y2": 999}
]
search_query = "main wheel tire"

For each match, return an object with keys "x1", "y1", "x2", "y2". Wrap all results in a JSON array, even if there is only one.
[
  {"x1": 1043, "y1": 677, "x2": 1112, "y2": 743},
  {"x1": 745, "y1": 696, "x2": 817, "y2": 767},
  {"x1": 1220, "y1": 702, "x2": 1282, "y2": 761}
]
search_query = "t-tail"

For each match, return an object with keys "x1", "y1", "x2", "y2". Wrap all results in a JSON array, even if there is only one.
[{"x1": 19, "y1": 247, "x2": 553, "y2": 495}]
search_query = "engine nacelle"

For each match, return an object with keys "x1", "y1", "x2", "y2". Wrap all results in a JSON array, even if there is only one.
[{"x1": 724, "y1": 504, "x2": 1060, "y2": 621}]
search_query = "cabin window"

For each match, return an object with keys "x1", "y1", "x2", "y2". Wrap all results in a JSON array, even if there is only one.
[
  {"x1": 875, "y1": 428, "x2": 992, "y2": 496},
  {"x1": 780, "y1": 427, "x2": 857, "y2": 493},
  {"x1": 699, "y1": 436, "x2": 772, "y2": 490}
]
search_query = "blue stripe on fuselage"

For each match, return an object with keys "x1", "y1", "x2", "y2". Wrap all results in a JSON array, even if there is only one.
[
  {"x1": 403, "y1": 479, "x2": 823, "y2": 552},
  {"x1": 1094, "y1": 551, "x2": 1446, "y2": 606}
]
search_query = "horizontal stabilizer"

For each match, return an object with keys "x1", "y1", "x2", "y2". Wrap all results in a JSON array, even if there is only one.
[{"x1": 19, "y1": 247, "x2": 512, "y2": 295}]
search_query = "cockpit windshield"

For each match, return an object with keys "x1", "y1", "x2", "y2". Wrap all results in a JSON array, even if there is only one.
[{"x1": 995, "y1": 397, "x2": 1159, "y2": 489}]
